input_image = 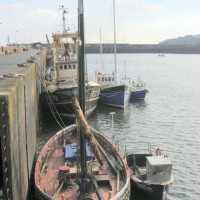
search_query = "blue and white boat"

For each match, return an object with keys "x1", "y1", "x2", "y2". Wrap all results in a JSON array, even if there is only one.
[
  {"x1": 95, "y1": 1, "x2": 130, "y2": 108},
  {"x1": 95, "y1": 71, "x2": 131, "y2": 108},
  {"x1": 130, "y1": 80, "x2": 148, "y2": 101},
  {"x1": 99, "y1": 85, "x2": 130, "y2": 108}
]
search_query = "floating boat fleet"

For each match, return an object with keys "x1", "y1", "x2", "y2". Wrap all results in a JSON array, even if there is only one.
[
  {"x1": 35, "y1": 1, "x2": 174, "y2": 199},
  {"x1": 42, "y1": 0, "x2": 148, "y2": 121}
]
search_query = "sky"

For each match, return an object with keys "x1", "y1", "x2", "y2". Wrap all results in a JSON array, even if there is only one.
[{"x1": 1, "y1": 0, "x2": 200, "y2": 45}]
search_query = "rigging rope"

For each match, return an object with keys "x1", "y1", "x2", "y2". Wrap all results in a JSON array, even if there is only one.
[{"x1": 36, "y1": 70, "x2": 66, "y2": 129}]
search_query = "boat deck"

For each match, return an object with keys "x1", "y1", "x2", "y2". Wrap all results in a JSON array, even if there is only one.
[{"x1": 35, "y1": 134, "x2": 125, "y2": 199}]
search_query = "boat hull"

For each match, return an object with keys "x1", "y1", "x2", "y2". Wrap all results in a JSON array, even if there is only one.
[
  {"x1": 99, "y1": 85, "x2": 130, "y2": 108},
  {"x1": 130, "y1": 89, "x2": 147, "y2": 101},
  {"x1": 41, "y1": 85, "x2": 100, "y2": 120},
  {"x1": 131, "y1": 178, "x2": 171, "y2": 200},
  {"x1": 127, "y1": 143, "x2": 174, "y2": 200},
  {"x1": 34, "y1": 125, "x2": 131, "y2": 200}
]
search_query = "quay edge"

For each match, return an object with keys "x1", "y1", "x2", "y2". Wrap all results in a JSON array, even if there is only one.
[{"x1": 0, "y1": 49, "x2": 46, "y2": 199}]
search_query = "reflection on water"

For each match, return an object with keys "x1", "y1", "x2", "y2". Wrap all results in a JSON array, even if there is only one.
[
  {"x1": 130, "y1": 99, "x2": 147, "y2": 109},
  {"x1": 87, "y1": 54, "x2": 200, "y2": 200},
  {"x1": 89, "y1": 101, "x2": 149, "y2": 153},
  {"x1": 38, "y1": 54, "x2": 200, "y2": 200}
]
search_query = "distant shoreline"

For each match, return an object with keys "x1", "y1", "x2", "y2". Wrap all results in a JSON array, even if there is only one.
[{"x1": 85, "y1": 44, "x2": 200, "y2": 54}]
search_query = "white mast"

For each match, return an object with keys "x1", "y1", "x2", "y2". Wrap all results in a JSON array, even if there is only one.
[
  {"x1": 60, "y1": 5, "x2": 67, "y2": 33},
  {"x1": 100, "y1": 28, "x2": 103, "y2": 71},
  {"x1": 113, "y1": 0, "x2": 117, "y2": 84}
]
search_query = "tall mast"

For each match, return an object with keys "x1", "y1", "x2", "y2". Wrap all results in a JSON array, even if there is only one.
[
  {"x1": 78, "y1": 0, "x2": 88, "y2": 195},
  {"x1": 113, "y1": 0, "x2": 117, "y2": 84},
  {"x1": 100, "y1": 28, "x2": 103, "y2": 71}
]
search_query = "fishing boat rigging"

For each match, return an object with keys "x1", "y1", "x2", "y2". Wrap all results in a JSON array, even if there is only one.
[
  {"x1": 95, "y1": 0, "x2": 131, "y2": 109},
  {"x1": 34, "y1": 1, "x2": 131, "y2": 199},
  {"x1": 41, "y1": 2, "x2": 100, "y2": 121}
]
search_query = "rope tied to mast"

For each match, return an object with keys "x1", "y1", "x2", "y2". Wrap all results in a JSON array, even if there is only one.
[{"x1": 72, "y1": 96, "x2": 103, "y2": 166}]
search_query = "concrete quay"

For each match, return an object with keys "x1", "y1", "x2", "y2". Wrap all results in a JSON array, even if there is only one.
[
  {"x1": 0, "y1": 49, "x2": 46, "y2": 199},
  {"x1": 0, "y1": 46, "x2": 27, "y2": 56}
]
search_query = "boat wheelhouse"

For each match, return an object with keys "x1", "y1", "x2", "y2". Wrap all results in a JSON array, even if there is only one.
[{"x1": 126, "y1": 142, "x2": 174, "y2": 200}]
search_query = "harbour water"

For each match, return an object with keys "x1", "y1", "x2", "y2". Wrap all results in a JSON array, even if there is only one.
[
  {"x1": 86, "y1": 53, "x2": 200, "y2": 200},
  {"x1": 40, "y1": 53, "x2": 200, "y2": 200}
]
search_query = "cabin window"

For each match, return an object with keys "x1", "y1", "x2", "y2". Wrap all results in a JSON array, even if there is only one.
[
  {"x1": 69, "y1": 65, "x2": 72, "y2": 69},
  {"x1": 146, "y1": 162, "x2": 150, "y2": 174},
  {"x1": 105, "y1": 77, "x2": 108, "y2": 81},
  {"x1": 97, "y1": 77, "x2": 100, "y2": 82},
  {"x1": 112, "y1": 78, "x2": 114, "y2": 81},
  {"x1": 153, "y1": 166, "x2": 166, "y2": 175},
  {"x1": 73, "y1": 65, "x2": 76, "y2": 69},
  {"x1": 60, "y1": 65, "x2": 63, "y2": 70},
  {"x1": 102, "y1": 77, "x2": 104, "y2": 82},
  {"x1": 109, "y1": 77, "x2": 111, "y2": 81},
  {"x1": 64, "y1": 65, "x2": 67, "y2": 70},
  {"x1": 163, "y1": 165, "x2": 171, "y2": 174}
]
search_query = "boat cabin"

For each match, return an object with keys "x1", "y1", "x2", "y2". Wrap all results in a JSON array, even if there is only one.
[
  {"x1": 131, "y1": 81, "x2": 146, "y2": 89},
  {"x1": 54, "y1": 60, "x2": 78, "y2": 81},
  {"x1": 146, "y1": 156, "x2": 172, "y2": 182},
  {"x1": 95, "y1": 71, "x2": 116, "y2": 88}
]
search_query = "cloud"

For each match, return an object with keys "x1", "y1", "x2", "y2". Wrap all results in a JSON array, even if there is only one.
[
  {"x1": 118, "y1": 19, "x2": 200, "y2": 44},
  {"x1": 117, "y1": 0, "x2": 164, "y2": 11},
  {"x1": 0, "y1": 3, "x2": 26, "y2": 11},
  {"x1": 26, "y1": 9, "x2": 57, "y2": 19}
]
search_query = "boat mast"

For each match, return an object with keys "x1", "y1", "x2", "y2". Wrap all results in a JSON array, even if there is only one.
[
  {"x1": 100, "y1": 28, "x2": 103, "y2": 71},
  {"x1": 78, "y1": 0, "x2": 88, "y2": 195},
  {"x1": 113, "y1": 0, "x2": 117, "y2": 84},
  {"x1": 61, "y1": 5, "x2": 67, "y2": 33}
]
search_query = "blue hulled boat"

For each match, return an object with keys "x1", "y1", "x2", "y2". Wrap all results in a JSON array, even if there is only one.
[
  {"x1": 130, "y1": 81, "x2": 148, "y2": 101},
  {"x1": 98, "y1": 83, "x2": 130, "y2": 108},
  {"x1": 95, "y1": 1, "x2": 130, "y2": 108}
]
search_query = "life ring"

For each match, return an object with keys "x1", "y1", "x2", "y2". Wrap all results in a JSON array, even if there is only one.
[{"x1": 156, "y1": 148, "x2": 162, "y2": 156}]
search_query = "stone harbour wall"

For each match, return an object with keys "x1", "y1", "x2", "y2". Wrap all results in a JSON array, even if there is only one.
[{"x1": 0, "y1": 49, "x2": 46, "y2": 199}]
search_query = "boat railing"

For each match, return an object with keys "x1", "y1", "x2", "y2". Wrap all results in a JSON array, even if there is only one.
[
  {"x1": 125, "y1": 142, "x2": 152, "y2": 155},
  {"x1": 110, "y1": 176, "x2": 130, "y2": 200}
]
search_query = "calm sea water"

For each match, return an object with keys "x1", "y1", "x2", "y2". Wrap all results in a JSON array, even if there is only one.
[
  {"x1": 40, "y1": 53, "x2": 200, "y2": 200},
  {"x1": 86, "y1": 53, "x2": 200, "y2": 200}
]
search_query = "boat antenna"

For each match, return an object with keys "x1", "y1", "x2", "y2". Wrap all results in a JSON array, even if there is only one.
[
  {"x1": 60, "y1": 5, "x2": 68, "y2": 33},
  {"x1": 124, "y1": 61, "x2": 126, "y2": 79}
]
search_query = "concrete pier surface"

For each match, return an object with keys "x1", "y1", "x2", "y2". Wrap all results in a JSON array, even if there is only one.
[
  {"x1": 0, "y1": 49, "x2": 40, "y2": 73},
  {"x1": 0, "y1": 49, "x2": 46, "y2": 200}
]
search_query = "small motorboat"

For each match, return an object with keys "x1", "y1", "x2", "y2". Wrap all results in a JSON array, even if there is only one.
[
  {"x1": 130, "y1": 81, "x2": 148, "y2": 101},
  {"x1": 126, "y1": 142, "x2": 174, "y2": 200}
]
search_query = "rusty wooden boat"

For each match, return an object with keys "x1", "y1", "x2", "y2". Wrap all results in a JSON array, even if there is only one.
[{"x1": 34, "y1": 121, "x2": 130, "y2": 200}]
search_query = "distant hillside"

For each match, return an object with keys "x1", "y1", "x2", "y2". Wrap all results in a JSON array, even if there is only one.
[
  {"x1": 159, "y1": 34, "x2": 200, "y2": 45},
  {"x1": 85, "y1": 43, "x2": 200, "y2": 54}
]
